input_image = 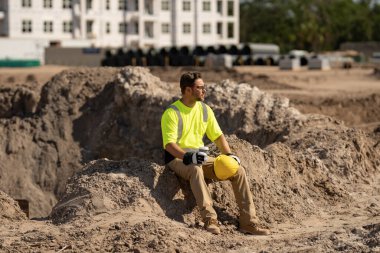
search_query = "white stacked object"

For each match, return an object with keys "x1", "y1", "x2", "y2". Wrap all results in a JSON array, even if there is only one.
[
  {"x1": 279, "y1": 58, "x2": 300, "y2": 70},
  {"x1": 204, "y1": 54, "x2": 233, "y2": 68},
  {"x1": 308, "y1": 57, "x2": 330, "y2": 70}
]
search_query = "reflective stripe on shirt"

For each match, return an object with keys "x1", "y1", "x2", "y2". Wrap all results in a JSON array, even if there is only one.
[{"x1": 168, "y1": 102, "x2": 208, "y2": 144}]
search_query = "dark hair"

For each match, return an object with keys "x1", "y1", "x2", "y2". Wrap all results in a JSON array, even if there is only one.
[{"x1": 180, "y1": 72, "x2": 202, "y2": 94}]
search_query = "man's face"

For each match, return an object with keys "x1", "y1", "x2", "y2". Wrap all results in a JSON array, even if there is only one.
[{"x1": 190, "y1": 78, "x2": 206, "y2": 101}]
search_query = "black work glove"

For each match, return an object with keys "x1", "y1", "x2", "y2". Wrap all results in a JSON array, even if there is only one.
[
  {"x1": 227, "y1": 153, "x2": 241, "y2": 165},
  {"x1": 183, "y1": 151, "x2": 208, "y2": 165}
]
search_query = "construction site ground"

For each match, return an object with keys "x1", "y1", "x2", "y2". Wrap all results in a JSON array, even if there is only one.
[{"x1": 0, "y1": 65, "x2": 379, "y2": 252}]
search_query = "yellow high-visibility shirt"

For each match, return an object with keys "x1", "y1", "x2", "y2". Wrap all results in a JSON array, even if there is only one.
[{"x1": 161, "y1": 100, "x2": 223, "y2": 149}]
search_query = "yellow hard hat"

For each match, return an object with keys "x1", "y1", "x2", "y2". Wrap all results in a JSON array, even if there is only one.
[{"x1": 214, "y1": 154, "x2": 239, "y2": 180}]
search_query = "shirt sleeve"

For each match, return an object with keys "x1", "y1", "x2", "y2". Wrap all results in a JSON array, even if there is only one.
[
  {"x1": 161, "y1": 108, "x2": 179, "y2": 149},
  {"x1": 205, "y1": 106, "x2": 223, "y2": 142}
]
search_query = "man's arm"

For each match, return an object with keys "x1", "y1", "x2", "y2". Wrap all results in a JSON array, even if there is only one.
[
  {"x1": 166, "y1": 142, "x2": 208, "y2": 165},
  {"x1": 165, "y1": 142, "x2": 186, "y2": 160},
  {"x1": 214, "y1": 134, "x2": 231, "y2": 154}
]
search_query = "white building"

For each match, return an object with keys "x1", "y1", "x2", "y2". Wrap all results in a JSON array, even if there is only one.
[{"x1": 0, "y1": 0, "x2": 239, "y2": 49}]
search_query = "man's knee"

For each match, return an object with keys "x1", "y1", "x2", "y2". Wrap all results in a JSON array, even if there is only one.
[{"x1": 234, "y1": 166, "x2": 247, "y2": 178}]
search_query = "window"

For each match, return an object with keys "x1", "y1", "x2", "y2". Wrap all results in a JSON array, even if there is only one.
[
  {"x1": 162, "y1": 23, "x2": 169, "y2": 34},
  {"x1": 133, "y1": 22, "x2": 139, "y2": 34},
  {"x1": 63, "y1": 0, "x2": 72, "y2": 9},
  {"x1": 217, "y1": 22, "x2": 223, "y2": 37},
  {"x1": 22, "y1": 0, "x2": 32, "y2": 8},
  {"x1": 203, "y1": 1, "x2": 210, "y2": 11},
  {"x1": 106, "y1": 0, "x2": 110, "y2": 10},
  {"x1": 183, "y1": 1, "x2": 191, "y2": 11},
  {"x1": 135, "y1": 0, "x2": 139, "y2": 11},
  {"x1": 145, "y1": 24, "x2": 153, "y2": 38},
  {"x1": 106, "y1": 22, "x2": 111, "y2": 34},
  {"x1": 43, "y1": 0, "x2": 53, "y2": 8},
  {"x1": 86, "y1": 20, "x2": 93, "y2": 33},
  {"x1": 203, "y1": 23, "x2": 211, "y2": 34},
  {"x1": 119, "y1": 0, "x2": 127, "y2": 10},
  {"x1": 63, "y1": 21, "x2": 73, "y2": 33},
  {"x1": 217, "y1": 0, "x2": 222, "y2": 14},
  {"x1": 227, "y1": 1, "x2": 234, "y2": 16},
  {"x1": 119, "y1": 22, "x2": 127, "y2": 33},
  {"x1": 22, "y1": 20, "x2": 32, "y2": 33},
  {"x1": 43, "y1": 21, "x2": 53, "y2": 33},
  {"x1": 144, "y1": 1, "x2": 153, "y2": 14},
  {"x1": 183, "y1": 23, "x2": 191, "y2": 34},
  {"x1": 161, "y1": 0, "x2": 169, "y2": 11},
  {"x1": 227, "y1": 22, "x2": 234, "y2": 38},
  {"x1": 86, "y1": 0, "x2": 93, "y2": 10}
]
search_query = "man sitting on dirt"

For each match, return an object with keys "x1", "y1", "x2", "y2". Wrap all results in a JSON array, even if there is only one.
[{"x1": 161, "y1": 72, "x2": 270, "y2": 235}]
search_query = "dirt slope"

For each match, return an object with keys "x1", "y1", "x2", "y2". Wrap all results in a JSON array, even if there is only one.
[
  {"x1": 0, "y1": 190, "x2": 26, "y2": 222},
  {"x1": 0, "y1": 68, "x2": 118, "y2": 217}
]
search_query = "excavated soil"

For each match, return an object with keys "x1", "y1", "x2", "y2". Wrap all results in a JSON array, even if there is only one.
[
  {"x1": 0, "y1": 66, "x2": 379, "y2": 252},
  {"x1": 0, "y1": 190, "x2": 27, "y2": 223}
]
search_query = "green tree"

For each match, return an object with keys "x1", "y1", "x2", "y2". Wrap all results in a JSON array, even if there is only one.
[
  {"x1": 240, "y1": 0, "x2": 377, "y2": 52},
  {"x1": 371, "y1": 3, "x2": 380, "y2": 41}
]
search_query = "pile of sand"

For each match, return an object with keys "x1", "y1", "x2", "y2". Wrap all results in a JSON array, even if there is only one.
[
  {"x1": 1, "y1": 66, "x2": 379, "y2": 219},
  {"x1": 0, "y1": 190, "x2": 26, "y2": 222},
  {"x1": 0, "y1": 68, "x2": 118, "y2": 217},
  {"x1": 290, "y1": 93, "x2": 380, "y2": 131},
  {"x1": 0, "y1": 66, "x2": 379, "y2": 252},
  {"x1": 49, "y1": 68, "x2": 378, "y2": 226},
  {"x1": 0, "y1": 86, "x2": 39, "y2": 118}
]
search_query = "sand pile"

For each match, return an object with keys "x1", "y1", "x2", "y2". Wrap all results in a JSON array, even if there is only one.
[
  {"x1": 1, "y1": 66, "x2": 379, "y2": 219},
  {"x1": 0, "y1": 67, "x2": 379, "y2": 252},
  {"x1": 0, "y1": 86, "x2": 39, "y2": 118},
  {"x1": 290, "y1": 93, "x2": 380, "y2": 131},
  {"x1": 51, "y1": 159, "x2": 170, "y2": 224},
  {"x1": 0, "y1": 68, "x2": 118, "y2": 217},
  {"x1": 47, "y1": 134, "x2": 378, "y2": 251},
  {"x1": 0, "y1": 190, "x2": 26, "y2": 222},
  {"x1": 49, "y1": 139, "x2": 337, "y2": 227}
]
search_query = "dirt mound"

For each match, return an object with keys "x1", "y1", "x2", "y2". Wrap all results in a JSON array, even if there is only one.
[
  {"x1": 51, "y1": 159, "x2": 170, "y2": 224},
  {"x1": 51, "y1": 133, "x2": 372, "y2": 226},
  {"x1": 0, "y1": 67, "x2": 118, "y2": 217},
  {"x1": 290, "y1": 93, "x2": 380, "y2": 131},
  {"x1": 47, "y1": 133, "x2": 378, "y2": 251},
  {"x1": 0, "y1": 86, "x2": 39, "y2": 118},
  {"x1": 1, "y1": 66, "x2": 379, "y2": 219},
  {"x1": 0, "y1": 190, "x2": 26, "y2": 222},
  {"x1": 0, "y1": 66, "x2": 379, "y2": 252},
  {"x1": 204, "y1": 80, "x2": 378, "y2": 187}
]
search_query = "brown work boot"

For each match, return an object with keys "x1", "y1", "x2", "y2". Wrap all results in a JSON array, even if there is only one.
[
  {"x1": 239, "y1": 223, "x2": 270, "y2": 235},
  {"x1": 204, "y1": 218, "x2": 221, "y2": 234}
]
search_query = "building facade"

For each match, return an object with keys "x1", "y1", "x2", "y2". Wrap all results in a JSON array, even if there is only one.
[{"x1": 0, "y1": 0, "x2": 239, "y2": 49}]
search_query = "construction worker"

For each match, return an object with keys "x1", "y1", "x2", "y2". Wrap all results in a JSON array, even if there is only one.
[{"x1": 161, "y1": 72, "x2": 270, "y2": 235}]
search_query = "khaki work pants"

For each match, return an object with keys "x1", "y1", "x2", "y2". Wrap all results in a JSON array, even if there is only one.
[{"x1": 167, "y1": 157, "x2": 260, "y2": 226}]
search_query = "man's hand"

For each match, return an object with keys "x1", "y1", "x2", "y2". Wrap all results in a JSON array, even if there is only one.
[
  {"x1": 227, "y1": 153, "x2": 241, "y2": 165},
  {"x1": 183, "y1": 151, "x2": 208, "y2": 165}
]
